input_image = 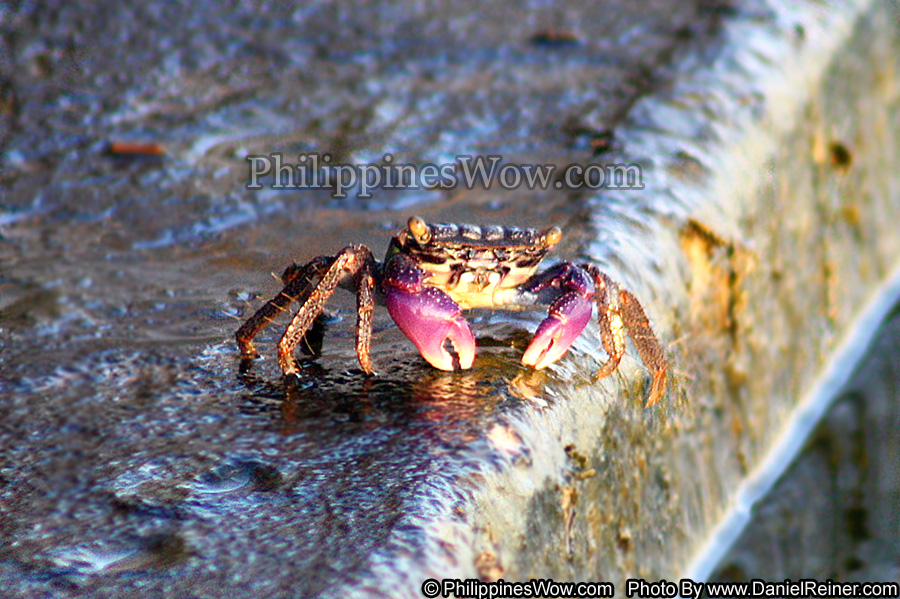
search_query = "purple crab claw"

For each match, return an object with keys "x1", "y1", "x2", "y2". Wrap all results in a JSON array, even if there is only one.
[
  {"x1": 522, "y1": 292, "x2": 593, "y2": 370},
  {"x1": 385, "y1": 285, "x2": 476, "y2": 371}
]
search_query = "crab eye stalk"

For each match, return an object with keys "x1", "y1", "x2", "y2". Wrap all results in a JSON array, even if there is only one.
[
  {"x1": 408, "y1": 216, "x2": 432, "y2": 244},
  {"x1": 541, "y1": 226, "x2": 562, "y2": 247}
]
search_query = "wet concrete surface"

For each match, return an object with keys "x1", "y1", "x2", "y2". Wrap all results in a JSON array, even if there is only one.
[{"x1": 0, "y1": 1, "x2": 732, "y2": 597}]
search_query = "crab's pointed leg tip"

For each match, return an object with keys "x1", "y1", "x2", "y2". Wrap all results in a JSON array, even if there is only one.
[
  {"x1": 644, "y1": 371, "x2": 667, "y2": 407},
  {"x1": 359, "y1": 361, "x2": 375, "y2": 376}
]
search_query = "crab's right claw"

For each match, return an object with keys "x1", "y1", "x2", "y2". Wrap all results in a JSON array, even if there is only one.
[
  {"x1": 521, "y1": 291, "x2": 593, "y2": 370},
  {"x1": 385, "y1": 285, "x2": 476, "y2": 371}
]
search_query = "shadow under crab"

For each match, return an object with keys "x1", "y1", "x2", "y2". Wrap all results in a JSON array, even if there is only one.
[{"x1": 236, "y1": 216, "x2": 667, "y2": 406}]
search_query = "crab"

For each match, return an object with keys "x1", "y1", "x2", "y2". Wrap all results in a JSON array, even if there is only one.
[{"x1": 236, "y1": 216, "x2": 667, "y2": 405}]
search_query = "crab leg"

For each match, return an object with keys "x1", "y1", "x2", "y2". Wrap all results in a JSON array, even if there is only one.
[
  {"x1": 382, "y1": 254, "x2": 475, "y2": 370},
  {"x1": 521, "y1": 263, "x2": 595, "y2": 370},
  {"x1": 235, "y1": 256, "x2": 333, "y2": 358},
  {"x1": 619, "y1": 288, "x2": 667, "y2": 406},
  {"x1": 589, "y1": 268, "x2": 667, "y2": 406},
  {"x1": 355, "y1": 266, "x2": 376, "y2": 374},
  {"x1": 277, "y1": 245, "x2": 376, "y2": 376},
  {"x1": 590, "y1": 270, "x2": 627, "y2": 380}
]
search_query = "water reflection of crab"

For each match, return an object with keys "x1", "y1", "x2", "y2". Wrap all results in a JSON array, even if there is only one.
[{"x1": 236, "y1": 216, "x2": 667, "y2": 405}]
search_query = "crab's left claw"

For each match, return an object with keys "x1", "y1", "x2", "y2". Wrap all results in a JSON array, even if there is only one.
[
  {"x1": 383, "y1": 254, "x2": 475, "y2": 370},
  {"x1": 522, "y1": 291, "x2": 593, "y2": 370},
  {"x1": 386, "y1": 285, "x2": 475, "y2": 370}
]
